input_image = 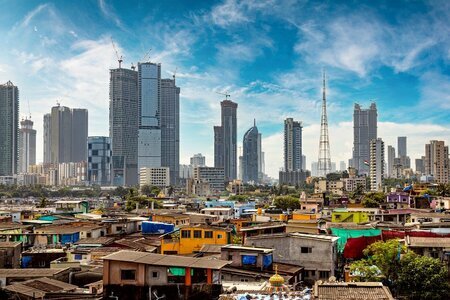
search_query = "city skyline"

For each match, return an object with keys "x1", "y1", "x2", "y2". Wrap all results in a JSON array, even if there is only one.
[{"x1": 1, "y1": 0, "x2": 449, "y2": 178}]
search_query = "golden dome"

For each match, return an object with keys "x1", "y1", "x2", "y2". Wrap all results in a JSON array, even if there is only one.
[{"x1": 269, "y1": 264, "x2": 285, "y2": 287}]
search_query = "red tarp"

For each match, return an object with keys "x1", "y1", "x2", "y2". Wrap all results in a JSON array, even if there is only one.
[{"x1": 343, "y1": 235, "x2": 382, "y2": 259}]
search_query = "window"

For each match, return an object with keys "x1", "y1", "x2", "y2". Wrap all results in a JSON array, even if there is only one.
[
  {"x1": 204, "y1": 231, "x2": 213, "y2": 238},
  {"x1": 310, "y1": 270, "x2": 316, "y2": 276},
  {"x1": 228, "y1": 254, "x2": 233, "y2": 261},
  {"x1": 217, "y1": 234, "x2": 223, "y2": 239},
  {"x1": 152, "y1": 271, "x2": 159, "y2": 278},
  {"x1": 87, "y1": 232, "x2": 92, "y2": 238},
  {"x1": 194, "y1": 230, "x2": 202, "y2": 238},
  {"x1": 181, "y1": 230, "x2": 191, "y2": 238},
  {"x1": 301, "y1": 247, "x2": 312, "y2": 254},
  {"x1": 121, "y1": 270, "x2": 136, "y2": 280},
  {"x1": 116, "y1": 226, "x2": 123, "y2": 232},
  {"x1": 319, "y1": 271, "x2": 330, "y2": 279},
  {"x1": 74, "y1": 254, "x2": 82, "y2": 260}
]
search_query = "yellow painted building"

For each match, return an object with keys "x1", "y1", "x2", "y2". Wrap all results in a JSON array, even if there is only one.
[
  {"x1": 160, "y1": 225, "x2": 231, "y2": 255},
  {"x1": 292, "y1": 211, "x2": 319, "y2": 221},
  {"x1": 331, "y1": 210, "x2": 369, "y2": 223},
  {"x1": 152, "y1": 213, "x2": 190, "y2": 226}
]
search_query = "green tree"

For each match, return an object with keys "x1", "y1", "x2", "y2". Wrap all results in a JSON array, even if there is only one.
[
  {"x1": 436, "y1": 183, "x2": 450, "y2": 197},
  {"x1": 362, "y1": 192, "x2": 385, "y2": 208},
  {"x1": 349, "y1": 259, "x2": 382, "y2": 282},
  {"x1": 38, "y1": 196, "x2": 48, "y2": 208},
  {"x1": 228, "y1": 195, "x2": 249, "y2": 202},
  {"x1": 397, "y1": 252, "x2": 449, "y2": 299},
  {"x1": 362, "y1": 239, "x2": 405, "y2": 282},
  {"x1": 141, "y1": 184, "x2": 152, "y2": 196},
  {"x1": 273, "y1": 195, "x2": 300, "y2": 210}
]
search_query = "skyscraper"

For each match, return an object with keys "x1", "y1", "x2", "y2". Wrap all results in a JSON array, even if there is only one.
[
  {"x1": 398, "y1": 137, "x2": 407, "y2": 157},
  {"x1": 339, "y1": 161, "x2": 346, "y2": 172},
  {"x1": 387, "y1": 145, "x2": 395, "y2": 178},
  {"x1": 425, "y1": 140, "x2": 449, "y2": 184},
  {"x1": 284, "y1": 118, "x2": 302, "y2": 171},
  {"x1": 351, "y1": 103, "x2": 377, "y2": 175},
  {"x1": 44, "y1": 104, "x2": 88, "y2": 164},
  {"x1": 302, "y1": 155, "x2": 306, "y2": 171},
  {"x1": 214, "y1": 99, "x2": 238, "y2": 181},
  {"x1": 415, "y1": 156, "x2": 425, "y2": 174},
  {"x1": 317, "y1": 72, "x2": 331, "y2": 177},
  {"x1": 87, "y1": 136, "x2": 112, "y2": 186},
  {"x1": 109, "y1": 67, "x2": 139, "y2": 186},
  {"x1": 43, "y1": 113, "x2": 51, "y2": 163},
  {"x1": 161, "y1": 77, "x2": 180, "y2": 185},
  {"x1": 370, "y1": 138, "x2": 385, "y2": 191},
  {"x1": 242, "y1": 120, "x2": 259, "y2": 183},
  {"x1": 71, "y1": 108, "x2": 89, "y2": 162},
  {"x1": 138, "y1": 62, "x2": 161, "y2": 171},
  {"x1": 190, "y1": 153, "x2": 206, "y2": 167},
  {"x1": 0, "y1": 81, "x2": 19, "y2": 176},
  {"x1": 18, "y1": 118, "x2": 36, "y2": 174}
]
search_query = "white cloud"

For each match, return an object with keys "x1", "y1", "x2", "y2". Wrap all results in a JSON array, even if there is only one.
[
  {"x1": 98, "y1": 0, "x2": 126, "y2": 31},
  {"x1": 210, "y1": 0, "x2": 250, "y2": 27},
  {"x1": 14, "y1": 3, "x2": 49, "y2": 29}
]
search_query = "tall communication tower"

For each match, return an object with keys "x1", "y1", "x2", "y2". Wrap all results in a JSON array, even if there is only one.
[{"x1": 318, "y1": 71, "x2": 331, "y2": 177}]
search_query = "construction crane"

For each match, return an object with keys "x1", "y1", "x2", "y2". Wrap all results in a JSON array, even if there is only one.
[
  {"x1": 110, "y1": 37, "x2": 123, "y2": 68},
  {"x1": 216, "y1": 91, "x2": 231, "y2": 100},
  {"x1": 171, "y1": 67, "x2": 178, "y2": 81},
  {"x1": 141, "y1": 48, "x2": 152, "y2": 63}
]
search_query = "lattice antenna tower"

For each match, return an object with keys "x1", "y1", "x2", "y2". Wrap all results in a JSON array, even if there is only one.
[{"x1": 318, "y1": 70, "x2": 332, "y2": 177}]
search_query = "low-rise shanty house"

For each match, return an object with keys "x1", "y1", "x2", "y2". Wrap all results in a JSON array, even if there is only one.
[
  {"x1": 112, "y1": 238, "x2": 158, "y2": 253},
  {"x1": 382, "y1": 192, "x2": 411, "y2": 209},
  {"x1": 55, "y1": 200, "x2": 89, "y2": 214},
  {"x1": 21, "y1": 248, "x2": 66, "y2": 268},
  {"x1": 102, "y1": 218, "x2": 142, "y2": 235},
  {"x1": 151, "y1": 212, "x2": 190, "y2": 226},
  {"x1": 0, "y1": 210, "x2": 21, "y2": 222},
  {"x1": 160, "y1": 225, "x2": 231, "y2": 255},
  {"x1": 313, "y1": 281, "x2": 395, "y2": 300},
  {"x1": 2, "y1": 277, "x2": 79, "y2": 300},
  {"x1": 220, "y1": 245, "x2": 303, "y2": 285},
  {"x1": 33, "y1": 222, "x2": 107, "y2": 245},
  {"x1": 245, "y1": 233, "x2": 339, "y2": 283},
  {"x1": 200, "y1": 207, "x2": 234, "y2": 221},
  {"x1": 240, "y1": 223, "x2": 286, "y2": 244},
  {"x1": 0, "y1": 268, "x2": 71, "y2": 287},
  {"x1": 406, "y1": 236, "x2": 450, "y2": 264},
  {"x1": 102, "y1": 250, "x2": 230, "y2": 300},
  {"x1": 185, "y1": 212, "x2": 220, "y2": 225},
  {"x1": 369, "y1": 209, "x2": 412, "y2": 224},
  {"x1": 74, "y1": 237, "x2": 116, "y2": 248},
  {"x1": 287, "y1": 211, "x2": 325, "y2": 234},
  {"x1": 432, "y1": 197, "x2": 450, "y2": 210},
  {"x1": 407, "y1": 211, "x2": 450, "y2": 226},
  {"x1": 0, "y1": 242, "x2": 21, "y2": 268}
]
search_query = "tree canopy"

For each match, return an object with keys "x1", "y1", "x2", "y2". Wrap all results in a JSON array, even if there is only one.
[{"x1": 273, "y1": 195, "x2": 300, "y2": 210}]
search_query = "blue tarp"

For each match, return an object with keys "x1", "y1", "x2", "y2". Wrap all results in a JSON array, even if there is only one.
[
  {"x1": 242, "y1": 255, "x2": 257, "y2": 265},
  {"x1": 60, "y1": 232, "x2": 80, "y2": 244},
  {"x1": 21, "y1": 256, "x2": 32, "y2": 268},
  {"x1": 142, "y1": 221, "x2": 175, "y2": 234},
  {"x1": 263, "y1": 254, "x2": 273, "y2": 268}
]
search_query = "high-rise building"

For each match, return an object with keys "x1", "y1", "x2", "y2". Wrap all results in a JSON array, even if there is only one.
[
  {"x1": 317, "y1": 72, "x2": 331, "y2": 177},
  {"x1": 369, "y1": 138, "x2": 385, "y2": 191},
  {"x1": 43, "y1": 113, "x2": 51, "y2": 163},
  {"x1": 193, "y1": 166, "x2": 225, "y2": 192},
  {"x1": 242, "y1": 121, "x2": 259, "y2": 183},
  {"x1": 214, "y1": 100, "x2": 237, "y2": 181},
  {"x1": 339, "y1": 161, "x2": 346, "y2": 172},
  {"x1": 397, "y1": 136, "x2": 410, "y2": 169},
  {"x1": 398, "y1": 137, "x2": 407, "y2": 157},
  {"x1": 387, "y1": 145, "x2": 395, "y2": 178},
  {"x1": 415, "y1": 156, "x2": 425, "y2": 174},
  {"x1": 139, "y1": 167, "x2": 170, "y2": 188},
  {"x1": 0, "y1": 81, "x2": 19, "y2": 176},
  {"x1": 44, "y1": 104, "x2": 88, "y2": 164},
  {"x1": 161, "y1": 78, "x2": 180, "y2": 185},
  {"x1": 190, "y1": 153, "x2": 206, "y2": 167},
  {"x1": 311, "y1": 161, "x2": 319, "y2": 177},
  {"x1": 87, "y1": 136, "x2": 112, "y2": 186},
  {"x1": 71, "y1": 109, "x2": 89, "y2": 162},
  {"x1": 109, "y1": 67, "x2": 139, "y2": 186},
  {"x1": 18, "y1": 118, "x2": 36, "y2": 174},
  {"x1": 351, "y1": 103, "x2": 377, "y2": 175},
  {"x1": 302, "y1": 155, "x2": 306, "y2": 171},
  {"x1": 425, "y1": 140, "x2": 449, "y2": 184},
  {"x1": 138, "y1": 62, "x2": 161, "y2": 173},
  {"x1": 284, "y1": 118, "x2": 302, "y2": 171}
]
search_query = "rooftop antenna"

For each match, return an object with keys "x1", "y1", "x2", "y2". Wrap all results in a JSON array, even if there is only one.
[
  {"x1": 110, "y1": 37, "x2": 123, "y2": 68},
  {"x1": 216, "y1": 91, "x2": 231, "y2": 100},
  {"x1": 27, "y1": 97, "x2": 31, "y2": 120},
  {"x1": 172, "y1": 67, "x2": 178, "y2": 82}
]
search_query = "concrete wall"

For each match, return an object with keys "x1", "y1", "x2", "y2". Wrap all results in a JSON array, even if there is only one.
[
  {"x1": 245, "y1": 235, "x2": 337, "y2": 281},
  {"x1": 145, "y1": 265, "x2": 167, "y2": 285}
]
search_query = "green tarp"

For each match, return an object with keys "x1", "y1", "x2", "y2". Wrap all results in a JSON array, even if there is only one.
[
  {"x1": 168, "y1": 267, "x2": 194, "y2": 276},
  {"x1": 331, "y1": 227, "x2": 381, "y2": 253}
]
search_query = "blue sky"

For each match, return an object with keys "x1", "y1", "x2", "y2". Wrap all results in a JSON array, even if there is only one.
[{"x1": 1, "y1": 0, "x2": 449, "y2": 178}]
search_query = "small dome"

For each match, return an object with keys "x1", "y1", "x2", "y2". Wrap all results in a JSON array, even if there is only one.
[{"x1": 269, "y1": 273, "x2": 285, "y2": 287}]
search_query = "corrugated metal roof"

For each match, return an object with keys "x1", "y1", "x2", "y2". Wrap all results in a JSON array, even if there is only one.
[
  {"x1": 103, "y1": 250, "x2": 230, "y2": 269},
  {"x1": 408, "y1": 237, "x2": 450, "y2": 247},
  {"x1": 314, "y1": 282, "x2": 394, "y2": 300}
]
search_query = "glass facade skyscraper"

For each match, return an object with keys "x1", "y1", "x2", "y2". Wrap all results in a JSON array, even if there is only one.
[
  {"x1": 18, "y1": 118, "x2": 36, "y2": 174},
  {"x1": 242, "y1": 121, "x2": 259, "y2": 183},
  {"x1": 88, "y1": 136, "x2": 112, "y2": 186},
  {"x1": 0, "y1": 81, "x2": 19, "y2": 176}
]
